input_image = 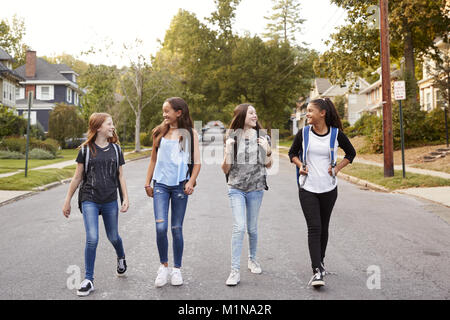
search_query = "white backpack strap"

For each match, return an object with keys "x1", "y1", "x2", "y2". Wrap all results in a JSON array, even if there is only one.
[
  {"x1": 112, "y1": 144, "x2": 120, "y2": 170},
  {"x1": 84, "y1": 145, "x2": 90, "y2": 174}
]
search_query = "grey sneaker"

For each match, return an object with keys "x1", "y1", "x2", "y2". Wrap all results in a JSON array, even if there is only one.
[
  {"x1": 117, "y1": 256, "x2": 127, "y2": 277},
  {"x1": 248, "y1": 259, "x2": 262, "y2": 274},
  {"x1": 77, "y1": 279, "x2": 94, "y2": 297},
  {"x1": 226, "y1": 269, "x2": 240, "y2": 286}
]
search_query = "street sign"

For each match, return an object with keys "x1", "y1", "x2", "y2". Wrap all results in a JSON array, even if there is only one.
[{"x1": 394, "y1": 81, "x2": 406, "y2": 101}]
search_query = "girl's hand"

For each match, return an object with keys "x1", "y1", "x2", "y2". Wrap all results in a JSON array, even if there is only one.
[
  {"x1": 299, "y1": 165, "x2": 308, "y2": 176},
  {"x1": 328, "y1": 166, "x2": 339, "y2": 176},
  {"x1": 62, "y1": 201, "x2": 71, "y2": 218},
  {"x1": 225, "y1": 138, "x2": 235, "y2": 155},
  {"x1": 120, "y1": 199, "x2": 129, "y2": 213},
  {"x1": 184, "y1": 180, "x2": 195, "y2": 195},
  {"x1": 145, "y1": 186, "x2": 154, "y2": 198}
]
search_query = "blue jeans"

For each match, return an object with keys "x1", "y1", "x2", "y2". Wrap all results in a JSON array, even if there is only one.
[
  {"x1": 228, "y1": 188, "x2": 264, "y2": 270},
  {"x1": 82, "y1": 200, "x2": 125, "y2": 281},
  {"x1": 153, "y1": 182, "x2": 189, "y2": 268}
]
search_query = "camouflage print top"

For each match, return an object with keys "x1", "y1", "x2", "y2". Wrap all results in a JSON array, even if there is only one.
[{"x1": 227, "y1": 131, "x2": 270, "y2": 192}]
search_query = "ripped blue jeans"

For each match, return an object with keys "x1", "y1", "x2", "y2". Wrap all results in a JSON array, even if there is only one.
[{"x1": 153, "y1": 181, "x2": 189, "y2": 268}]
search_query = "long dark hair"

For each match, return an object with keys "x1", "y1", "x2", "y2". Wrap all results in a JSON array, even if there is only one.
[
  {"x1": 226, "y1": 103, "x2": 263, "y2": 139},
  {"x1": 152, "y1": 97, "x2": 194, "y2": 150},
  {"x1": 310, "y1": 98, "x2": 343, "y2": 131}
]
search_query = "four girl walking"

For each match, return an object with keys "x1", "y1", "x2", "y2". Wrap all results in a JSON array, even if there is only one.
[{"x1": 62, "y1": 97, "x2": 355, "y2": 295}]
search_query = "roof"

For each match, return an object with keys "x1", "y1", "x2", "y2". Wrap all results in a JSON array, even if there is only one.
[
  {"x1": 0, "y1": 47, "x2": 14, "y2": 62},
  {"x1": 359, "y1": 69, "x2": 402, "y2": 94},
  {"x1": 54, "y1": 63, "x2": 79, "y2": 75},
  {"x1": 15, "y1": 58, "x2": 71, "y2": 82},
  {"x1": 315, "y1": 78, "x2": 332, "y2": 95},
  {"x1": 0, "y1": 61, "x2": 25, "y2": 82}
]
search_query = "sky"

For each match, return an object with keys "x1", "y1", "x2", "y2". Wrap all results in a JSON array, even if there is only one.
[{"x1": 1, "y1": 0, "x2": 347, "y2": 67}]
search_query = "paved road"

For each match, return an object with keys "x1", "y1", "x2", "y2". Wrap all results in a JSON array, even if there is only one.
[{"x1": 0, "y1": 138, "x2": 449, "y2": 300}]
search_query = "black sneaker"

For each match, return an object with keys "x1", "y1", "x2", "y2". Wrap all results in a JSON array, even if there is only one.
[
  {"x1": 77, "y1": 279, "x2": 94, "y2": 296},
  {"x1": 308, "y1": 268, "x2": 325, "y2": 288},
  {"x1": 320, "y1": 262, "x2": 326, "y2": 277},
  {"x1": 117, "y1": 256, "x2": 127, "y2": 277}
]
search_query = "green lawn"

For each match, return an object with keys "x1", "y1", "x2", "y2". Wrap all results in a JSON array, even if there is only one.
[
  {"x1": 0, "y1": 168, "x2": 75, "y2": 191},
  {"x1": 0, "y1": 149, "x2": 79, "y2": 171},
  {"x1": 340, "y1": 162, "x2": 450, "y2": 191}
]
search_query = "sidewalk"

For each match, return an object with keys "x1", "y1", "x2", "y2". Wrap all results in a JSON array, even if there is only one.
[
  {"x1": 0, "y1": 148, "x2": 151, "y2": 206},
  {"x1": 277, "y1": 146, "x2": 450, "y2": 208}
]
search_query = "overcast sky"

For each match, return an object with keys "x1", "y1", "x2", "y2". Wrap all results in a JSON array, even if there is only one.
[{"x1": 1, "y1": 0, "x2": 347, "y2": 66}]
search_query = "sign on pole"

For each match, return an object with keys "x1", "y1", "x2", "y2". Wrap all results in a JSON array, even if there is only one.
[
  {"x1": 394, "y1": 81, "x2": 406, "y2": 101},
  {"x1": 394, "y1": 81, "x2": 406, "y2": 178}
]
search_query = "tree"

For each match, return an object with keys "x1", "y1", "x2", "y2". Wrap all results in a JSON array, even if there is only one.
[
  {"x1": 0, "y1": 15, "x2": 27, "y2": 67},
  {"x1": 48, "y1": 104, "x2": 86, "y2": 148},
  {"x1": 119, "y1": 40, "x2": 179, "y2": 152},
  {"x1": 426, "y1": 41, "x2": 450, "y2": 146},
  {"x1": 320, "y1": 0, "x2": 449, "y2": 108},
  {"x1": 263, "y1": 0, "x2": 305, "y2": 44},
  {"x1": 79, "y1": 64, "x2": 119, "y2": 120}
]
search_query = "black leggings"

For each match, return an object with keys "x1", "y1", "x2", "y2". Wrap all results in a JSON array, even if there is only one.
[{"x1": 298, "y1": 187, "x2": 338, "y2": 272}]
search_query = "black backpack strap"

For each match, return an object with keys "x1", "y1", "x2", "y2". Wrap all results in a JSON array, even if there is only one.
[{"x1": 225, "y1": 135, "x2": 238, "y2": 183}]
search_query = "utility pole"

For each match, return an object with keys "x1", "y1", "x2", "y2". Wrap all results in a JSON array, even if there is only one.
[{"x1": 380, "y1": 0, "x2": 394, "y2": 177}]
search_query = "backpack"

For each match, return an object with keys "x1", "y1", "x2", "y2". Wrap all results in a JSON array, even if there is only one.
[
  {"x1": 297, "y1": 125, "x2": 338, "y2": 188},
  {"x1": 78, "y1": 143, "x2": 123, "y2": 213},
  {"x1": 225, "y1": 130, "x2": 269, "y2": 191}
]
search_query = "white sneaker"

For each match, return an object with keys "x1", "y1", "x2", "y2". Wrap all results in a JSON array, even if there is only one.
[
  {"x1": 155, "y1": 265, "x2": 170, "y2": 287},
  {"x1": 248, "y1": 259, "x2": 262, "y2": 274},
  {"x1": 171, "y1": 268, "x2": 183, "y2": 286},
  {"x1": 226, "y1": 269, "x2": 240, "y2": 286}
]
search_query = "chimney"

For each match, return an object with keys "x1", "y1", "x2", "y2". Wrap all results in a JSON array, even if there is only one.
[{"x1": 25, "y1": 50, "x2": 36, "y2": 79}]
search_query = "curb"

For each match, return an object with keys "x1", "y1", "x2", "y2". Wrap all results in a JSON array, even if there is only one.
[
  {"x1": 275, "y1": 150, "x2": 391, "y2": 193},
  {"x1": 0, "y1": 152, "x2": 152, "y2": 206}
]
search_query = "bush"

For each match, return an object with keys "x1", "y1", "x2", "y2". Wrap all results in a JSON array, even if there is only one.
[
  {"x1": 30, "y1": 122, "x2": 46, "y2": 141},
  {"x1": 140, "y1": 132, "x2": 152, "y2": 147},
  {"x1": 0, "y1": 150, "x2": 25, "y2": 159},
  {"x1": 0, "y1": 105, "x2": 27, "y2": 138},
  {"x1": 29, "y1": 148, "x2": 55, "y2": 160},
  {"x1": 48, "y1": 104, "x2": 86, "y2": 148},
  {"x1": 0, "y1": 136, "x2": 60, "y2": 156}
]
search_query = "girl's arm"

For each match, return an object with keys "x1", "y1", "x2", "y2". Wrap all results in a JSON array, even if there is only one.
[
  {"x1": 184, "y1": 129, "x2": 201, "y2": 195},
  {"x1": 118, "y1": 166, "x2": 129, "y2": 212},
  {"x1": 221, "y1": 137, "x2": 235, "y2": 174},
  {"x1": 62, "y1": 163, "x2": 84, "y2": 218},
  {"x1": 145, "y1": 138, "x2": 158, "y2": 197}
]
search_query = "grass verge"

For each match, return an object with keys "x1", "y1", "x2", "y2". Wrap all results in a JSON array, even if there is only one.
[
  {"x1": 0, "y1": 168, "x2": 75, "y2": 191},
  {"x1": 340, "y1": 162, "x2": 450, "y2": 191}
]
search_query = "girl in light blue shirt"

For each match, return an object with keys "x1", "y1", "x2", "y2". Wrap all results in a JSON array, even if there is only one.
[{"x1": 145, "y1": 97, "x2": 201, "y2": 288}]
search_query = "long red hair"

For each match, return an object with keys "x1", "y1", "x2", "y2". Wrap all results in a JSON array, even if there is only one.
[{"x1": 80, "y1": 113, "x2": 119, "y2": 155}]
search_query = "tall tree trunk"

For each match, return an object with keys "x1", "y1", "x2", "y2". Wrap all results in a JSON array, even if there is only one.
[
  {"x1": 135, "y1": 108, "x2": 141, "y2": 152},
  {"x1": 403, "y1": 21, "x2": 418, "y2": 109}
]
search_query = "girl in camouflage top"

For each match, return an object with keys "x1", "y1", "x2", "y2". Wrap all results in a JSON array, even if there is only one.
[{"x1": 221, "y1": 103, "x2": 272, "y2": 286}]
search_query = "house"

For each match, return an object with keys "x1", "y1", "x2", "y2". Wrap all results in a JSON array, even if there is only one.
[
  {"x1": 358, "y1": 68, "x2": 402, "y2": 118},
  {"x1": 418, "y1": 37, "x2": 449, "y2": 112},
  {"x1": 0, "y1": 47, "x2": 24, "y2": 108},
  {"x1": 14, "y1": 50, "x2": 84, "y2": 132},
  {"x1": 291, "y1": 77, "x2": 370, "y2": 134}
]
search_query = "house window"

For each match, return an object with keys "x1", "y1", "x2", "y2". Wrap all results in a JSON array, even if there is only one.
[
  {"x1": 67, "y1": 88, "x2": 72, "y2": 103},
  {"x1": 426, "y1": 92, "x2": 432, "y2": 111},
  {"x1": 23, "y1": 111, "x2": 37, "y2": 125},
  {"x1": 41, "y1": 86, "x2": 50, "y2": 100},
  {"x1": 72, "y1": 74, "x2": 77, "y2": 83}
]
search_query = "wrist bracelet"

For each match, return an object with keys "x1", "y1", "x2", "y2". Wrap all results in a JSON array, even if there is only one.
[{"x1": 144, "y1": 185, "x2": 152, "y2": 189}]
